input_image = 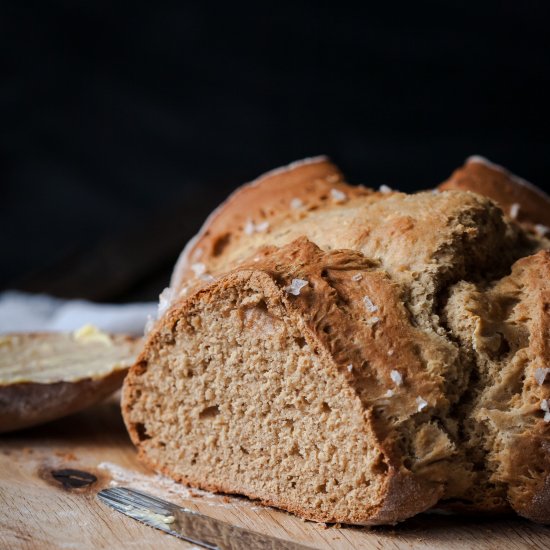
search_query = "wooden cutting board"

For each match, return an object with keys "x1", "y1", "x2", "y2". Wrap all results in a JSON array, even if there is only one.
[{"x1": 1, "y1": 394, "x2": 549, "y2": 550}]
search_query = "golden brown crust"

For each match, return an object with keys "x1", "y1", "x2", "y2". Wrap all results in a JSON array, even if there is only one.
[
  {"x1": 172, "y1": 162, "x2": 525, "y2": 323},
  {"x1": 439, "y1": 156, "x2": 550, "y2": 231},
  {"x1": 0, "y1": 369, "x2": 127, "y2": 433},
  {"x1": 169, "y1": 156, "x2": 373, "y2": 297},
  {"x1": 506, "y1": 433, "x2": 550, "y2": 523},
  {"x1": 128, "y1": 456, "x2": 444, "y2": 525}
]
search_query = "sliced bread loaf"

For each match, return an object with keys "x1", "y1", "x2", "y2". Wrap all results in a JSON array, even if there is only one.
[
  {"x1": 124, "y1": 238, "x2": 458, "y2": 524},
  {"x1": 123, "y1": 157, "x2": 550, "y2": 525}
]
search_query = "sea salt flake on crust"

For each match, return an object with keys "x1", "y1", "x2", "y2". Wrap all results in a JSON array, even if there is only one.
[
  {"x1": 245, "y1": 220, "x2": 270, "y2": 235},
  {"x1": 390, "y1": 370, "x2": 403, "y2": 386},
  {"x1": 191, "y1": 263, "x2": 206, "y2": 277},
  {"x1": 363, "y1": 296, "x2": 379, "y2": 313},
  {"x1": 330, "y1": 188, "x2": 347, "y2": 203},
  {"x1": 285, "y1": 278, "x2": 308, "y2": 296},
  {"x1": 255, "y1": 221, "x2": 270, "y2": 233},
  {"x1": 157, "y1": 287, "x2": 174, "y2": 318},
  {"x1": 416, "y1": 396, "x2": 428, "y2": 412},
  {"x1": 535, "y1": 367, "x2": 550, "y2": 386},
  {"x1": 244, "y1": 220, "x2": 255, "y2": 235}
]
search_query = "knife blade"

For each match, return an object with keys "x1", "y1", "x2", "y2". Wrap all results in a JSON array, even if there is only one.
[{"x1": 97, "y1": 487, "x2": 314, "y2": 550}]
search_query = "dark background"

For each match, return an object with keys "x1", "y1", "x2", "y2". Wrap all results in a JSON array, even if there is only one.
[{"x1": 2, "y1": 2, "x2": 549, "y2": 302}]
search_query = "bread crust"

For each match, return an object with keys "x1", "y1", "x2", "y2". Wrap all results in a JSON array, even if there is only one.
[
  {"x1": 0, "y1": 332, "x2": 138, "y2": 433},
  {"x1": 439, "y1": 155, "x2": 550, "y2": 231},
  {"x1": 170, "y1": 161, "x2": 525, "y2": 323},
  {"x1": 169, "y1": 156, "x2": 372, "y2": 298},
  {"x1": 0, "y1": 370, "x2": 126, "y2": 433}
]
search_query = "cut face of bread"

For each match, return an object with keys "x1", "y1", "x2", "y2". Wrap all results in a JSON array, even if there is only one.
[
  {"x1": 0, "y1": 325, "x2": 139, "y2": 432},
  {"x1": 123, "y1": 239, "x2": 473, "y2": 524}
]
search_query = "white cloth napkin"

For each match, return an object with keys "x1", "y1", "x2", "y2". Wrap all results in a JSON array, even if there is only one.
[{"x1": 0, "y1": 291, "x2": 157, "y2": 336}]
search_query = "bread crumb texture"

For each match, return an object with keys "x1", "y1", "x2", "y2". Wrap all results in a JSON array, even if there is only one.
[{"x1": 123, "y1": 157, "x2": 550, "y2": 525}]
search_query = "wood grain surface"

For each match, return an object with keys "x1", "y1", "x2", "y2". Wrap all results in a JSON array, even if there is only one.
[{"x1": 1, "y1": 394, "x2": 549, "y2": 550}]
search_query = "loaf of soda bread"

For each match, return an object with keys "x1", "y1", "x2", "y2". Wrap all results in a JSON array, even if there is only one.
[{"x1": 122, "y1": 157, "x2": 550, "y2": 524}]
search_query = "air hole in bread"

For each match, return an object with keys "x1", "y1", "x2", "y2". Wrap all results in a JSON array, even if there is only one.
[
  {"x1": 289, "y1": 443, "x2": 300, "y2": 456},
  {"x1": 372, "y1": 456, "x2": 389, "y2": 475},
  {"x1": 321, "y1": 402, "x2": 331, "y2": 413},
  {"x1": 493, "y1": 332, "x2": 511, "y2": 359},
  {"x1": 199, "y1": 405, "x2": 220, "y2": 419},
  {"x1": 294, "y1": 336, "x2": 307, "y2": 348},
  {"x1": 135, "y1": 422, "x2": 151, "y2": 442}
]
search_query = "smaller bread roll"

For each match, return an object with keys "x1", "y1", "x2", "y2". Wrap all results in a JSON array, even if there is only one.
[{"x1": 0, "y1": 325, "x2": 140, "y2": 433}]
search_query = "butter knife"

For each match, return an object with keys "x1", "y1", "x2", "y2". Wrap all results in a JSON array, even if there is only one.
[{"x1": 97, "y1": 487, "x2": 313, "y2": 549}]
